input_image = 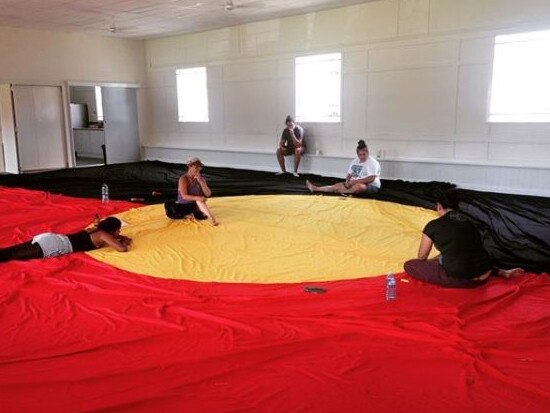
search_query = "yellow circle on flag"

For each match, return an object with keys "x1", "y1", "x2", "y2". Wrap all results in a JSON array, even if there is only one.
[{"x1": 89, "y1": 195, "x2": 438, "y2": 283}]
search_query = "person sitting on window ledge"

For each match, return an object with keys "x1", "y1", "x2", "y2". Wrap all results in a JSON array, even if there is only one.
[{"x1": 276, "y1": 115, "x2": 305, "y2": 177}]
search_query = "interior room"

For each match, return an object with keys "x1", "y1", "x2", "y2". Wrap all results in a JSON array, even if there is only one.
[{"x1": 0, "y1": 1, "x2": 549, "y2": 412}]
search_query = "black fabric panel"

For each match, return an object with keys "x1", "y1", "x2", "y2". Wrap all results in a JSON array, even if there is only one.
[{"x1": 0, "y1": 161, "x2": 548, "y2": 273}]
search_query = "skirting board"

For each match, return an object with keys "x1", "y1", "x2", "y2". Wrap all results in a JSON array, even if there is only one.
[{"x1": 142, "y1": 146, "x2": 550, "y2": 198}]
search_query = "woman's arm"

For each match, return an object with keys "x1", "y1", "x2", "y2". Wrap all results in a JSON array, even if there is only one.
[
  {"x1": 289, "y1": 129, "x2": 303, "y2": 148},
  {"x1": 417, "y1": 234, "x2": 433, "y2": 260},
  {"x1": 350, "y1": 175, "x2": 376, "y2": 185},
  {"x1": 93, "y1": 232, "x2": 128, "y2": 252},
  {"x1": 196, "y1": 174, "x2": 212, "y2": 197},
  {"x1": 178, "y1": 176, "x2": 206, "y2": 202}
]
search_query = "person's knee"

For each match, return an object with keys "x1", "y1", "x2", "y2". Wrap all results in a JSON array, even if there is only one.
[
  {"x1": 295, "y1": 147, "x2": 303, "y2": 155},
  {"x1": 352, "y1": 184, "x2": 367, "y2": 193},
  {"x1": 404, "y1": 259, "x2": 416, "y2": 274},
  {"x1": 276, "y1": 148, "x2": 283, "y2": 156}
]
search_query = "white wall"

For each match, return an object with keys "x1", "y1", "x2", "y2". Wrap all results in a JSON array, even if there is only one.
[
  {"x1": 0, "y1": 26, "x2": 147, "y2": 172},
  {"x1": 143, "y1": 0, "x2": 550, "y2": 196}
]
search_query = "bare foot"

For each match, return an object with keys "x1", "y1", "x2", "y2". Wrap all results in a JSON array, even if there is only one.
[
  {"x1": 498, "y1": 268, "x2": 525, "y2": 278},
  {"x1": 211, "y1": 220, "x2": 219, "y2": 226},
  {"x1": 306, "y1": 180, "x2": 315, "y2": 193}
]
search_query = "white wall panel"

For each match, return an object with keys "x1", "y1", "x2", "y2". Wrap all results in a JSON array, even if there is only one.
[
  {"x1": 430, "y1": 0, "x2": 550, "y2": 33},
  {"x1": 490, "y1": 124, "x2": 550, "y2": 144},
  {"x1": 224, "y1": 134, "x2": 275, "y2": 151},
  {"x1": 454, "y1": 142, "x2": 488, "y2": 160},
  {"x1": 147, "y1": 37, "x2": 178, "y2": 68},
  {"x1": 208, "y1": 84, "x2": 225, "y2": 134},
  {"x1": 207, "y1": 66, "x2": 224, "y2": 84},
  {"x1": 342, "y1": 0, "x2": 399, "y2": 44},
  {"x1": 342, "y1": 73, "x2": 368, "y2": 140},
  {"x1": 489, "y1": 143, "x2": 550, "y2": 163},
  {"x1": 223, "y1": 60, "x2": 279, "y2": 82},
  {"x1": 368, "y1": 41, "x2": 459, "y2": 71},
  {"x1": 223, "y1": 80, "x2": 279, "y2": 134},
  {"x1": 367, "y1": 68, "x2": 458, "y2": 137},
  {"x1": 455, "y1": 64, "x2": 491, "y2": 139},
  {"x1": 368, "y1": 139, "x2": 455, "y2": 159},
  {"x1": 398, "y1": 0, "x2": 430, "y2": 37},
  {"x1": 459, "y1": 37, "x2": 494, "y2": 64},
  {"x1": 276, "y1": 79, "x2": 295, "y2": 130},
  {"x1": 343, "y1": 50, "x2": 368, "y2": 74}
]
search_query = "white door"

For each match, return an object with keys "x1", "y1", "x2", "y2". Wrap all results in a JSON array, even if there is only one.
[
  {"x1": 102, "y1": 87, "x2": 140, "y2": 164},
  {"x1": 12, "y1": 85, "x2": 67, "y2": 171}
]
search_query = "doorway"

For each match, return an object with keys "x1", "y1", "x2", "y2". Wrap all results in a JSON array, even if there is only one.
[{"x1": 69, "y1": 84, "x2": 140, "y2": 167}]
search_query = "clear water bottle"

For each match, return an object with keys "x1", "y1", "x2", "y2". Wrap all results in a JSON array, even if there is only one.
[
  {"x1": 386, "y1": 273, "x2": 397, "y2": 301},
  {"x1": 101, "y1": 183, "x2": 109, "y2": 203}
]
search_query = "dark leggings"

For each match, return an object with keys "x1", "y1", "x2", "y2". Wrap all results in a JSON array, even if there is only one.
[
  {"x1": 404, "y1": 259, "x2": 487, "y2": 288},
  {"x1": 164, "y1": 201, "x2": 207, "y2": 220},
  {"x1": 0, "y1": 241, "x2": 44, "y2": 263}
]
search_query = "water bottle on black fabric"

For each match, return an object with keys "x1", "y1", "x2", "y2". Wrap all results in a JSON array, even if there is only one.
[
  {"x1": 386, "y1": 273, "x2": 396, "y2": 301},
  {"x1": 101, "y1": 183, "x2": 109, "y2": 203}
]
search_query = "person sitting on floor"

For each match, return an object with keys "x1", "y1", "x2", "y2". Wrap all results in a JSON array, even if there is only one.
[
  {"x1": 164, "y1": 157, "x2": 219, "y2": 226},
  {"x1": 276, "y1": 115, "x2": 305, "y2": 177},
  {"x1": 404, "y1": 189, "x2": 524, "y2": 288},
  {"x1": 0, "y1": 217, "x2": 130, "y2": 263},
  {"x1": 306, "y1": 140, "x2": 381, "y2": 195}
]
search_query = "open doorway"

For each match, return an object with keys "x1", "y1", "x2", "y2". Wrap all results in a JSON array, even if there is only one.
[
  {"x1": 68, "y1": 83, "x2": 140, "y2": 168},
  {"x1": 70, "y1": 86, "x2": 105, "y2": 167}
]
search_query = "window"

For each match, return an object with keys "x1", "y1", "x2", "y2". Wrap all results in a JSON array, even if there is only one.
[
  {"x1": 94, "y1": 86, "x2": 103, "y2": 122},
  {"x1": 295, "y1": 53, "x2": 341, "y2": 123},
  {"x1": 176, "y1": 67, "x2": 209, "y2": 122},
  {"x1": 489, "y1": 30, "x2": 550, "y2": 122}
]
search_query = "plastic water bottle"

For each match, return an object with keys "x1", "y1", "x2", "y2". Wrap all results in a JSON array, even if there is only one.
[
  {"x1": 101, "y1": 183, "x2": 109, "y2": 203},
  {"x1": 386, "y1": 273, "x2": 397, "y2": 301}
]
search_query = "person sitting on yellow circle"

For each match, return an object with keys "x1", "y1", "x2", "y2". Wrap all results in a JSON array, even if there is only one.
[
  {"x1": 164, "y1": 157, "x2": 219, "y2": 226},
  {"x1": 306, "y1": 140, "x2": 381, "y2": 195}
]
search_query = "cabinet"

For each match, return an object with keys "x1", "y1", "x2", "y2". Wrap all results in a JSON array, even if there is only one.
[
  {"x1": 0, "y1": 84, "x2": 68, "y2": 173},
  {"x1": 73, "y1": 128, "x2": 105, "y2": 159}
]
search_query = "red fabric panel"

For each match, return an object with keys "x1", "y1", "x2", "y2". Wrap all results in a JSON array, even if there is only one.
[{"x1": 1, "y1": 187, "x2": 549, "y2": 412}]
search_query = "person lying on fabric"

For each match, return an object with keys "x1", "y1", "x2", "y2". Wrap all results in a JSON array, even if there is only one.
[
  {"x1": 276, "y1": 115, "x2": 305, "y2": 177},
  {"x1": 404, "y1": 189, "x2": 524, "y2": 288},
  {"x1": 0, "y1": 217, "x2": 130, "y2": 263},
  {"x1": 164, "y1": 157, "x2": 219, "y2": 226},
  {"x1": 306, "y1": 140, "x2": 381, "y2": 195}
]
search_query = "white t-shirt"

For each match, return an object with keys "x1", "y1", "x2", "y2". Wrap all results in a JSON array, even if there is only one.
[{"x1": 347, "y1": 156, "x2": 381, "y2": 188}]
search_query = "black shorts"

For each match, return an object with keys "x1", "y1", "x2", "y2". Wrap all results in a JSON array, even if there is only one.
[{"x1": 164, "y1": 201, "x2": 207, "y2": 220}]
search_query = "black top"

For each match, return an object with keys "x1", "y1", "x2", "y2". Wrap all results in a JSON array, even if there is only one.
[
  {"x1": 280, "y1": 125, "x2": 304, "y2": 149},
  {"x1": 423, "y1": 212, "x2": 492, "y2": 279},
  {"x1": 67, "y1": 231, "x2": 97, "y2": 253}
]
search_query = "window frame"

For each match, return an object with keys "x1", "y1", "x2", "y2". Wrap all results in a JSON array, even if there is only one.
[
  {"x1": 295, "y1": 52, "x2": 342, "y2": 123},
  {"x1": 176, "y1": 66, "x2": 210, "y2": 123},
  {"x1": 488, "y1": 29, "x2": 550, "y2": 123}
]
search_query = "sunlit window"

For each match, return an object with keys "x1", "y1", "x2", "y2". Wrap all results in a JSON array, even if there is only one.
[
  {"x1": 176, "y1": 67, "x2": 209, "y2": 122},
  {"x1": 95, "y1": 86, "x2": 104, "y2": 122},
  {"x1": 489, "y1": 30, "x2": 550, "y2": 122},
  {"x1": 295, "y1": 53, "x2": 341, "y2": 123}
]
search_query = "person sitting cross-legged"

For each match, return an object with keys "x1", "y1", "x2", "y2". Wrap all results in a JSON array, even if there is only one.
[{"x1": 404, "y1": 189, "x2": 524, "y2": 288}]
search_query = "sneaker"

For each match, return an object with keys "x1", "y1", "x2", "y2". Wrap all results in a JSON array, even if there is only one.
[
  {"x1": 275, "y1": 171, "x2": 286, "y2": 176},
  {"x1": 292, "y1": 172, "x2": 300, "y2": 177}
]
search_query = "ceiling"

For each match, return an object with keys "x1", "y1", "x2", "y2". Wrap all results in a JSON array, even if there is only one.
[{"x1": 0, "y1": 0, "x2": 373, "y2": 39}]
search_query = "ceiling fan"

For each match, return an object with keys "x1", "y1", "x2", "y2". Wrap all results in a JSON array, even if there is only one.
[{"x1": 224, "y1": 0, "x2": 260, "y2": 12}]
